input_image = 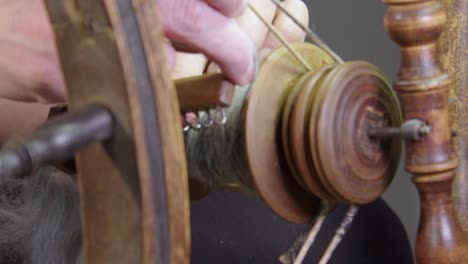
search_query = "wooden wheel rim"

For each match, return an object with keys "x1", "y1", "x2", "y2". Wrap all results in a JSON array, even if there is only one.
[{"x1": 45, "y1": 1, "x2": 190, "y2": 263}]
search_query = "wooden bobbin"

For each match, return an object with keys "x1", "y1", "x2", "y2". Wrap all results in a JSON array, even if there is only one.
[
  {"x1": 384, "y1": 0, "x2": 468, "y2": 262},
  {"x1": 244, "y1": 43, "x2": 402, "y2": 223}
]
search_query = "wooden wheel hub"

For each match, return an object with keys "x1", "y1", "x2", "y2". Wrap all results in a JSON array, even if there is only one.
[{"x1": 245, "y1": 43, "x2": 402, "y2": 223}]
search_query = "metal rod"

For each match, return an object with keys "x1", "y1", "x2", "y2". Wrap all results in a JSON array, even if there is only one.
[
  {"x1": 367, "y1": 127, "x2": 402, "y2": 139},
  {"x1": 270, "y1": 0, "x2": 344, "y2": 64},
  {"x1": 0, "y1": 104, "x2": 113, "y2": 180},
  {"x1": 248, "y1": 3, "x2": 312, "y2": 71},
  {"x1": 368, "y1": 119, "x2": 431, "y2": 141}
]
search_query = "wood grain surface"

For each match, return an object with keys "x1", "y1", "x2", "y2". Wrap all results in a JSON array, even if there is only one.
[
  {"x1": 439, "y1": 0, "x2": 468, "y2": 237},
  {"x1": 385, "y1": 0, "x2": 468, "y2": 262},
  {"x1": 44, "y1": 0, "x2": 190, "y2": 263}
]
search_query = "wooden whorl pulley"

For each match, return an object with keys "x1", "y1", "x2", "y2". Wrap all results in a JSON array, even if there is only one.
[
  {"x1": 291, "y1": 61, "x2": 402, "y2": 204},
  {"x1": 245, "y1": 43, "x2": 402, "y2": 223}
]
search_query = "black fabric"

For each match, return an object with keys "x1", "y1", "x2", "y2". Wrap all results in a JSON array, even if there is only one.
[{"x1": 191, "y1": 191, "x2": 414, "y2": 264}]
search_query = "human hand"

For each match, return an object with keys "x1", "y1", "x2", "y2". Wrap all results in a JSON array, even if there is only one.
[
  {"x1": 0, "y1": 0, "x2": 308, "y2": 141},
  {"x1": 174, "y1": 0, "x2": 308, "y2": 129},
  {"x1": 0, "y1": 0, "x2": 65, "y2": 103},
  {"x1": 171, "y1": 0, "x2": 309, "y2": 80},
  {"x1": 0, "y1": 0, "x2": 258, "y2": 103},
  {"x1": 158, "y1": 0, "x2": 254, "y2": 85}
]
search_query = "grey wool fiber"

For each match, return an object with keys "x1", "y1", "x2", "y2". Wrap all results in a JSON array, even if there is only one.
[
  {"x1": 0, "y1": 168, "x2": 82, "y2": 264},
  {"x1": 185, "y1": 86, "x2": 254, "y2": 191},
  {"x1": 0, "y1": 86, "x2": 254, "y2": 264}
]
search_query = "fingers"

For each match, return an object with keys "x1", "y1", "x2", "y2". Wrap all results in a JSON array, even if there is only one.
[
  {"x1": 159, "y1": 0, "x2": 254, "y2": 85},
  {"x1": 162, "y1": 0, "x2": 309, "y2": 83},
  {"x1": 204, "y1": 0, "x2": 276, "y2": 75},
  {"x1": 236, "y1": 0, "x2": 277, "y2": 50},
  {"x1": 0, "y1": 0, "x2": 65, "y2": 103},
  {"x1": 0, "y1": 40, "x2": 65, "y2": 103},
  {"x1": 172, "y1": 52, "x2": 208, "y2": 79},
  {"x1": 204, "y1": 0, "x2": 248, "y2": 17},
  {"x1": 263, "y1": 0, "x2": 308, "y2": 49}
]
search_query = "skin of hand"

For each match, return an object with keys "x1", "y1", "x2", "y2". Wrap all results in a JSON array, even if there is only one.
[
  {"x1": 0, "y1": 0, "x2": 65, "y2": 103},
  {"x1": 158, "y1": 0, "x2": 255, "y2": 85},
  {"x1": 175, "y1": 0, "x2": 308, "y2": 126},
  {"x1": 0, "y1": 0, "x2": 250, "y2": 141},
  {"x1": 172, "y1": 0, "x2": 308, "y2": 80},
  {"x1": 0, "y1": 0, "x2": 255, "y2": 103},
  {"x1": 0, "y1": 0, "x2": 308, "y2": 142}
]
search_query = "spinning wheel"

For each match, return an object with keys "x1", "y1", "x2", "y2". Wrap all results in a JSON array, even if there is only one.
[
  {"x1": 45, "y1": 1, "x2": 190, "y2": 263},
  {"x1": 243, "y1": 43, "x2": 402, "y2": 222},
  {"x1": 0, "y1": 0, "x2": 467, "y2": 263}
]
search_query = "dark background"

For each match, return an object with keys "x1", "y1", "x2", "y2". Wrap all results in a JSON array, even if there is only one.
[{"x1": 191, "y1": 1, "x2": 419, "y2": 263}]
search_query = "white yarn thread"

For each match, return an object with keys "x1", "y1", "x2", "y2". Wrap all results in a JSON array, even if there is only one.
[
  {"x1": 279, "y1": 204, "x2": 359, "y2": 264},
  {"x1": 279, "y1": 205, "x2": 333, "y2": 264},
  {"x1": 319, "y1": 205, "x2": 359, "y2": 264},
  {"x1": 293, "y1": 206, "x2": 333, "y2": 264}
]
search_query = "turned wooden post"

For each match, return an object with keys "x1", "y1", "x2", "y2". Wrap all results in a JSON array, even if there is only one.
[{"x1": 384, "y1": 0, "x2": 468, "y2": 263}]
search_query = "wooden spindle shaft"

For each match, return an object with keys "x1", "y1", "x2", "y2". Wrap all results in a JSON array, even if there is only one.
[{"x1": 384, "y1": 0, "x2": 468, "y2": 263}]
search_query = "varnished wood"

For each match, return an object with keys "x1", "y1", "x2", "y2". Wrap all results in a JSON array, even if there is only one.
[
  {"x1": 35, "y1": 0, "x2": 468, "y2": 262},
  {"x1": 244, "y1": 43, "x2": 401, "y2": 222},
  {"x1": 245, "y1": 43, "x2": 332, "y2": 223},
  {"x1": 438, "y1": 0, "x2": 468, "y2": 237},
  {"x1": 384, "y1": 0, "x2": 468, "y2": 262},
  {"x1": 285, "y1": 66, "x2": 335, "y2": 201},
  {"x1": 176, "y1": 74, "x2": 234, "y2": 112},
  {"x1": 44, "y1": 1, "x2": 190, "y2": 264},
  {"x1": 125, "y1": 1, "x2": 190, "y2": 262},
  {"x1": 282, "y1": 61, "x2": 402, "y2": 206},
  {"x1": 311, "y1": 62, "x2": 402, "y2": 204},
  {"x1": 47, "y1": 74, "x2": 234, "y2": 118}
]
